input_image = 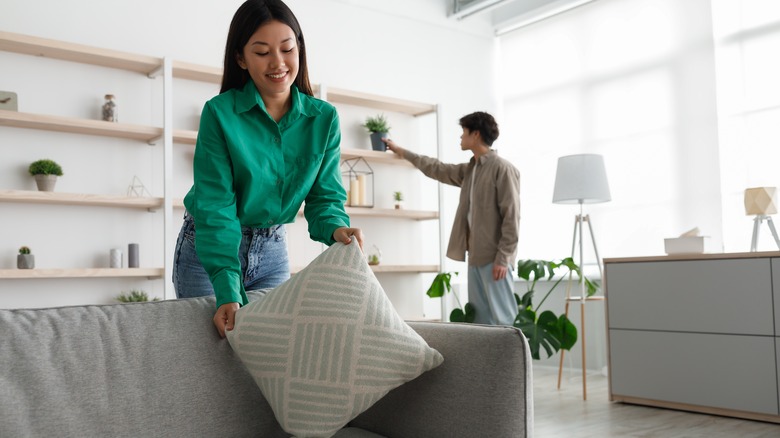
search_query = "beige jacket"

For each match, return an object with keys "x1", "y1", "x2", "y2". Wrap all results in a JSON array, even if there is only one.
[{"x1": 403, "y1": 149, "x2": 520, "y2": 267}]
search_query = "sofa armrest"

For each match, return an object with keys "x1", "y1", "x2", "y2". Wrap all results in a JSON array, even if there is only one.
[{"x1": 350, "y1": 322, "x2": 533, "y2": 438}]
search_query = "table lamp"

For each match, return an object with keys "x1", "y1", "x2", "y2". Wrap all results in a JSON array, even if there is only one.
[{"x1": 744, "y1": 187, "x2": 780, "y2": 251}]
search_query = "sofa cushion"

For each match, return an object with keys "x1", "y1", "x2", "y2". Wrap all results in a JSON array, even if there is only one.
[{"x1": 227, "y1": 241, "x2": 443, "y2": 438}]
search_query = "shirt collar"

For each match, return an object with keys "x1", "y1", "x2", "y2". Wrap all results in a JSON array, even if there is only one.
[
  {"x1": 471, "y1": 149, "x2": 497, "y2": 165},
  {"x1": 235, "y1": 81, "x2": 320, "y2": 120}
]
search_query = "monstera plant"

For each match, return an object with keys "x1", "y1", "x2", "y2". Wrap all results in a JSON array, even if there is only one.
[
  {"x1": 426, "y1": 271, "x2": 475, "y2": 323},
  {"x1": 514, "y1": 257, "x2": 599, "y2": 360}
]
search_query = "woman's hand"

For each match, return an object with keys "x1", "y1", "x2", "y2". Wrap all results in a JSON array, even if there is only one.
[
  {"x1": 382, "y1": 138, "x2": 405, "y2": 159},
  {"x1": 213, "y1": 302, "x2": 240, "y2": 338},
  {"x1": 333, "y1": 227, "x2": 364, "y2": 250}
]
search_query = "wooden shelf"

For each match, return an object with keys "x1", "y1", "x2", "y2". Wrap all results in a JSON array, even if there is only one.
[
  {"x1": 346, "y1": 207, "x2": 438, "y2": 220},
  {"x1": 0, "y1": 31, "x2": 161, "y2": 75},
  {"x1": 325, "y1": 87, "x2": 436, "y2": 116},
  {"x1": 0, "y1": 190, "x2": 162, "y2": 210},
  {"x1": 0, "y1": 268, "x2": 164, "y2": 279},
  {"x1": 172, "y1": 60, "x2": 222, "y2": 84},
  {"x1": 341, "y1": 148, "x2": 411, "y2": 166},
  {"x1": 0, "y1": 110, "x2": 162, "y2": 142},
  {"x1": 291, "y1": 264, "x2": 439, "y2": 274},
  {"x1": 173, "y1": 129, "x2": 198, "y2": 145},
  {"x1": 172, "y1": 134, "x2": 411, "y2": 167}
]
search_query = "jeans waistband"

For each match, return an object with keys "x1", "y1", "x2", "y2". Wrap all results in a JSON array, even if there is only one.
[{"x1": 183, "y1": 212, "x2": 283, "y2": 237}]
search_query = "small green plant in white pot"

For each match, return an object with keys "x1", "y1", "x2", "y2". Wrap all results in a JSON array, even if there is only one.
[
  {"x1": 362, "y1": 114, "x2": 391, "y2": 152},
  {"x1": 17, "y1": 246, "x2": 34, "y2": 269},
  {"x1": 28, "y1": 159, "x2": 63, "y2": 192}
]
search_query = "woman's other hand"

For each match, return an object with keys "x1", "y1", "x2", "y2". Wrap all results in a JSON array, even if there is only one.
[
  {"x1": 213, "y1": 302, "x2": 240, "y2": 338},
  {"x1": 333, "y1": 227, "x2": 364, "y2": 250}
]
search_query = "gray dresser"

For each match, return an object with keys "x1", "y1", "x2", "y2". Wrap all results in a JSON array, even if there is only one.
[{"x1": 604, "y1": 252, "x2": 780, "y2": 423}]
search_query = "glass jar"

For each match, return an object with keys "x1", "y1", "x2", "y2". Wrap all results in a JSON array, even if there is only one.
[{"x1": 102, "y1": 94, "x2": 117, "y2": 122}]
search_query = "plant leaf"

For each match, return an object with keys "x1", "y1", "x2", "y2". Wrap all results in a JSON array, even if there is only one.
[
  {"x1": 426, "y1": 272, "x2": 452, "y2": 298},
  {"x1": 463, "y1": 302, "x2": 476, "y2": 323},
  {"x1": 557, "y1": 314, "x2": 578, "y2": 351}
]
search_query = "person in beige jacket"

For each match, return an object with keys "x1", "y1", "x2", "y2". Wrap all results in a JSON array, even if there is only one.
[{"x1": 383, "y1": 112, "x2": 520, "y2": 325}]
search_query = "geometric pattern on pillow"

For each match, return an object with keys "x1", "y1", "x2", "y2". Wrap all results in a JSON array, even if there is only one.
[{"x1": 227, "y1": 240, "x2": 444, "y2": 438}]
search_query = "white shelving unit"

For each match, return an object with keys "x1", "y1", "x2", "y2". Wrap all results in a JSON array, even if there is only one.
[{"x1": 0, "y1": 31, "x2": 442, "y2": 314}]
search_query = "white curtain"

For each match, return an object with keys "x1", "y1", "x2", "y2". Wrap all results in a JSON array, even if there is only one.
[
  {"x1": 712, "y1": 0, "x2": 780, "y2": 252},
  {"x1": 497, "y1": 0, "x2": 780, "y2": 266}
]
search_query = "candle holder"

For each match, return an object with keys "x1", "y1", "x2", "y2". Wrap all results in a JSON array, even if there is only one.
[{"x1": 341, "y1": 157, "x2": 374, "y2": 208}]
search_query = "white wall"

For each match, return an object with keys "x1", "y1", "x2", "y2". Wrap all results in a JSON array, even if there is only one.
[{"x1": 0, "y1": 0, "x2": 498, "y2": 311}]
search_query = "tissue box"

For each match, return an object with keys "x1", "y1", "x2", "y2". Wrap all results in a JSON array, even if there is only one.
[{"x1": 664, "y1": 236, "x2": 711, "y2": 255}]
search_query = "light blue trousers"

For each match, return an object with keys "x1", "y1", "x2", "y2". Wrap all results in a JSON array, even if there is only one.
[{"x1": 468, "y1": 263, "x2": 517, "y2": 326}]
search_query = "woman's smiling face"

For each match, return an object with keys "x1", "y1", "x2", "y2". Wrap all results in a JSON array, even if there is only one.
[{"x1": 237, "y1": 20, "x2": 299, "y2": 99}]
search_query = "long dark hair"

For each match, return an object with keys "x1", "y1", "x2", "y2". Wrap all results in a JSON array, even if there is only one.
[{"x1": 220, "y1": 0, "x2": 312, "y2": 96}]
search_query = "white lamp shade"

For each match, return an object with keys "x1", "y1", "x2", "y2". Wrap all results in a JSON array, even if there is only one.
[{"x1": 552, "y1": 154, "x2": 611, "y2": 204}]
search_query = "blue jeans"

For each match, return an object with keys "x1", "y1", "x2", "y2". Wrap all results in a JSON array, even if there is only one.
[
  {"x1": 468, "y1": 263, "x2": 517, "y2": 326},
  {"x1": 172, "y1": 213, "x2": 290, "y2": 299}
]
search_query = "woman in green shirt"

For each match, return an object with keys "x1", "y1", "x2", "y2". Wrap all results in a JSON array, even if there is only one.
[{"x1": 173, "y1": 0, "x2": 363, "y2": 338}]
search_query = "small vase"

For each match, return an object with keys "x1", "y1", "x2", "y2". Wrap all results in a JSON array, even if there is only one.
[
  {"x1": 370, "y1": 132, "x2": 388, "y2": 151},
  {"x1": 33, "y1": 174, "x2": 58, "y2": 192},
  {"x1": 17, "y1": 254, "x2": 34, "y2": 269}
]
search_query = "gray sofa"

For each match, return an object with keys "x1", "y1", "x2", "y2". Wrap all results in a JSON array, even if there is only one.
[{"x1": 0, "y1": 292, "x2": 533, "y2": 437}]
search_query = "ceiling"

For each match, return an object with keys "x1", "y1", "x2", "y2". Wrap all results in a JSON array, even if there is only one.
[{"x1": 450, "y1": 0, "x2": 596, "y2": 35}]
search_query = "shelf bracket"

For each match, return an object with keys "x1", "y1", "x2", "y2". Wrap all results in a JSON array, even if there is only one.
[
  {"x1": 147, "y1": 65, "x2": 164, "y2": 79},
  {"x1": 148, "y1": 136, "x2": 160, "y2": 146}
]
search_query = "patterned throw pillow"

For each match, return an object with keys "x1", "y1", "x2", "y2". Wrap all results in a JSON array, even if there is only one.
[{"x1": 226, "y1": 241, "x2": 444, "y2": 438}]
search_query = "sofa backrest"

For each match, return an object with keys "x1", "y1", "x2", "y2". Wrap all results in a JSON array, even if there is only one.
[{"x1": 0, "y1": 296, "x2": 289, "y2": 438}]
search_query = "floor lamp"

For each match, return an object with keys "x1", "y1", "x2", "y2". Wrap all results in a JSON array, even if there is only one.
[
  {"x1": 744, "y1": 187, "x2": 780, "y2": 252},
  {"x1": 552, "y1": 154, "x2": 611, "y2": 401}
]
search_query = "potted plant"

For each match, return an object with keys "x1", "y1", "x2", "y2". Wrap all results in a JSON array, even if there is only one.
[
  {"x1": 17, "y1": 246, "x2": 34, "y2": 269},
  {"x1": 367, "y1": 244, "x2": 382, "y2": 266},
  {"x1": 426, "y1": 272, "x2": 476, "y2": 323},
  {"x1": 362, "y1": 114, "x2": 391, "y2": 151},
  {"x1": 425, "y1": 258, "x2": 599, "y2": 361},
  {"x1": 514, "y1": 257, "x2": 599, "y2": 360},
  {"x1": 28, "y1": 159, "x2": 63, "y2": 192},
  {"x1": 116, "y1": 290, "x2": 160, "y2": 303},
  {"x1": 393, "y1": 191, "x2": 404, "y2": 209}
]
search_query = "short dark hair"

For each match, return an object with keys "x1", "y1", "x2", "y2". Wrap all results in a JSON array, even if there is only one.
[
  {"x1": 220, "y1": 0, "x2": 312, "y2": 96},
  {"x1": 459, "y1": 112, "x2": 499, "y2": 146}
]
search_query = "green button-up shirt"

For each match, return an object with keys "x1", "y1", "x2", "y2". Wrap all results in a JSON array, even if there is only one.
[{"x1": 183, "y1": 82, "x2": 349, "y2": 308}]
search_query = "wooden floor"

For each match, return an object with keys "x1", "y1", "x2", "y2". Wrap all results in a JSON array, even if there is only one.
[{"x1": 533, "y1": 366, "x2": 780, "y2": 437}]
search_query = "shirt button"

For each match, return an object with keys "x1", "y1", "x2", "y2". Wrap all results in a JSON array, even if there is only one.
[
  {"x1": 273, "y1": 137, "x2": 280, "y2": 143},
  {"x1": 267, "y1": 220, "x2": 273, "y2": 225}
]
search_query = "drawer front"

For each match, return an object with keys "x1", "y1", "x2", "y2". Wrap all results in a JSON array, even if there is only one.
[
  {"x1": 774, "y1": 259, "x2": 780, "y2": 334},
  {"x1": 610, "y1": 329, "x2": 779, "y2": 415},
  {"x1": 605, "y1": 259, "x2": 774, "y2": 335}
]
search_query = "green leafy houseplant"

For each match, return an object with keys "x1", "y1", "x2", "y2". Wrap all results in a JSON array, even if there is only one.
[
  {"x1": 362, "y1": 114, "x2": 391, "y2": 133},
  {"x1": 28, "y1": 159, "x2": 63, "y2": 176},
  {"x1": 393, "y1": 191, "x2": 403, "y2": 202},
  {"x1": 116, "y1": 290, "x2": 160, "y2": 303},
  {"x1": 514, "y1": 257, "x2": 599, "y2": 360},
  {"x1": 18, "y1": 246, "x2": 31, "y2": 255},
  {"x1": 426, "y1": 272, "x2": 475, "y2": 323}
]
